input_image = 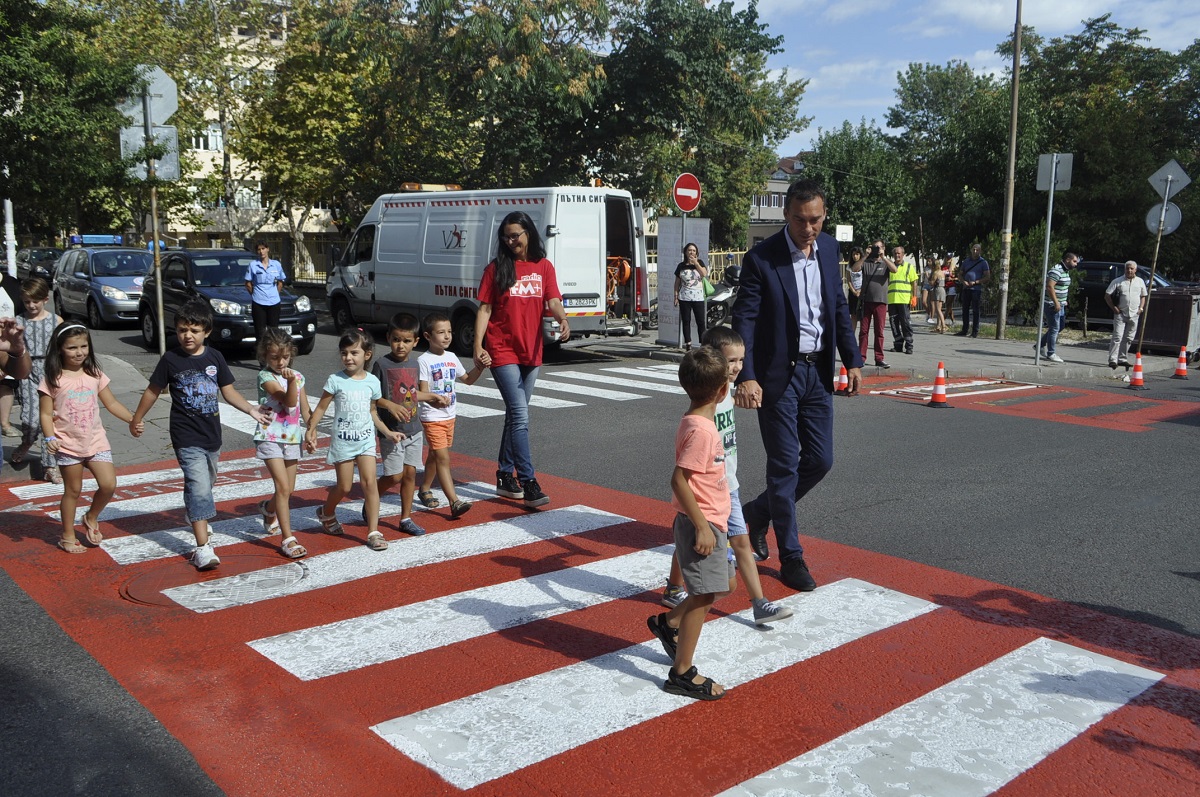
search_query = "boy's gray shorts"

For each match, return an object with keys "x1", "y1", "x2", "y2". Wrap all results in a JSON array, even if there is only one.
[
  {"x1": 381, "y1": 431, "x2": 424, "y2": 475},
  {"x1": 673, "y1": 512, "x2": 734, "y2": 595}
]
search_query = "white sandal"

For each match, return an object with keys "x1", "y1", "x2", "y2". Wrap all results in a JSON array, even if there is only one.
[
  {"x1": 280, "y1": 536, "x2": 307, "y2": 559},
  {"x1": 258, "y1": 499, "x2": 281, "y2": 533}
]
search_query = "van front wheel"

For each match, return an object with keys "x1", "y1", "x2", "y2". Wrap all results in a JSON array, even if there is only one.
[
  {"x1": 331, "y1": 296, "x2": 354, "y2": 333},
  {"x1": 451, "y1": 310, "x2": 476, "y2": 357}
]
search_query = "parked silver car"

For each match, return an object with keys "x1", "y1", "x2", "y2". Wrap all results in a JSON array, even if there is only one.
[{"x1": 52, "y1": 248, "x2": 154, "y2": 328}]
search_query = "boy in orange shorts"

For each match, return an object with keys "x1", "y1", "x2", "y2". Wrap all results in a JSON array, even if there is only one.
[{"x1": 417, "y1": 311, "x2": 483, "y2": 519}]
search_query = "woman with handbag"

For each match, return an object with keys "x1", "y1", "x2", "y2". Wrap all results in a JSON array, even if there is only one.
[{"x1": 673, "y1": 242, "x2": 707, "y2": 349}]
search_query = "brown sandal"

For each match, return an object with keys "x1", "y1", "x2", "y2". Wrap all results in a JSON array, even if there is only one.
[
  {"x1": 80, "y1": 513, "x2": 104, "y2": 546},
  {"x1": 57, "y1": 538, "x2": 87, "y2": 554},
  {"x1": 316, "y1": 510, "x2": 344, "y2": 535},
  {"x1": 366, "y1": 531, "x2": 389, "y2": 551}
]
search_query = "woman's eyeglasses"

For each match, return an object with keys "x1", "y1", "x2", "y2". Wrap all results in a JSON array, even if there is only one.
[{"x1": 502, "y1": 231, "x2": 526, "y2": 242}]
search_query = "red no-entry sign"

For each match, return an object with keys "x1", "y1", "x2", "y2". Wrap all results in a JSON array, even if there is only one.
[{"x1": 673, "y1": 172, "x2": 701, "y2": 213}]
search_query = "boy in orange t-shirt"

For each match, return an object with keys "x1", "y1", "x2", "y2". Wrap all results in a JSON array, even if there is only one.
[{"x1": 647, "y1": 347, "x2": 733, "y2": 700}]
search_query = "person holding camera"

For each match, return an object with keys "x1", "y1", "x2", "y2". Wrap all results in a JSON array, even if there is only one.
[{"x1": 857, "y1": 239, "x2": 897, "y2": 368}]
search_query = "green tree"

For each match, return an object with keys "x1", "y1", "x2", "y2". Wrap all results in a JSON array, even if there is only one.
[
  {"x1": 805, "y1": 121, "x2": 912, "y2": 252},
  {"x1": 0, "y1": 0, "x2": 140, "y2": 236}
]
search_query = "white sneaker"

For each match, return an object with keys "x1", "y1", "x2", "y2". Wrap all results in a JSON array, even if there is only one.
[
  {"x1": 1047, "y1": 353, "x2": 1064, "y2": 363},
  {"x1": 191, "y1": 543, "x2": 220, "y2": 571}
]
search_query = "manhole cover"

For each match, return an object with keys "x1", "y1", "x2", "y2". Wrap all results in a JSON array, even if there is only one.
[{"x1": 120, "y1": 555, "x2": 308, "y2": 608}]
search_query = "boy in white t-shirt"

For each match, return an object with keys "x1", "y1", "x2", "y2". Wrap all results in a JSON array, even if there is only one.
[{"x1": 417, "y1": 311, "x2": 483, "y2": 519}]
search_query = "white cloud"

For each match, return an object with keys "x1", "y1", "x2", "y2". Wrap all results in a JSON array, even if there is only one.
[{"x1": 822, "y1": 0, "x2": 896, "y2": 24}]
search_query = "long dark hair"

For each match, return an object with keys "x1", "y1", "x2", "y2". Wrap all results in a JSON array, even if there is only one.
[
  {"x1": 492, "y1": 211, "x2": 545, "y2": 294},
  {"x1": 44, "y1": 321, "x2": 103, "y2": 390}
]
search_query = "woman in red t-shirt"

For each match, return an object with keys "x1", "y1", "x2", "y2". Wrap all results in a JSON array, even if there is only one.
[{"x1": 474, "y1": 211, "x2": 570, "y2": 510}]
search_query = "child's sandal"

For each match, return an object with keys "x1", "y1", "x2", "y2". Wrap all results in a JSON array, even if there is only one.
[
  {"x1": 258, "y1": 499, "x2": 281, "y2": 533},
  {"x1": 280, "y1": 536, "x2": 307, "y2": 558},
  {"x1": 317, "y1": 510, "x2": 344, "y2": 536},
  {"x1": 366, "y1": 531, "x2": 389, "y2": 551},
  {"x1": 417, "y1": 490, "x2": 441, "y2": 508},
  {"x1": 450, "y1": 500, "x2": 472, "y2": 519},
  {"x1": 45, "y1": 467, "x2": 62, "y2": 485},
  {"x1": 57, "y1": 538, "x2": 87, "y2": 554},
  {"x1": 80, "y1": 513, "x2": 104, "y2": 546}
]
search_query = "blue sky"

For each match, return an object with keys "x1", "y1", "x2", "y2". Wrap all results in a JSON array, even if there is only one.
[{"x1": 736, "y1": 0, "x2": 1200, "y2": 156}]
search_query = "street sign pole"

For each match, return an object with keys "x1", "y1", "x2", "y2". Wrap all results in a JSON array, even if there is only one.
[
  {"x1": 142, "y1": 88, "x2": 166, "y2": 355},
  {"x1": 1136, "y1": 175, "x2": 1175, "y2": 358},
  {"x1": 1033, "y1": 155, "x2": 1060, "y2": 367}
]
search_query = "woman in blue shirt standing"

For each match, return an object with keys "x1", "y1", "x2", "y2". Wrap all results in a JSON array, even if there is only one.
[{"x1": 245, "y1": 241, "x2": 286, "y2": 344}]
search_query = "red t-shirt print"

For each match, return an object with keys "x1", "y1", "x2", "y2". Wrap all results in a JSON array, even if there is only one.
[{"x1": 509, "y1": 272, "x2": 545, "y2": 298}]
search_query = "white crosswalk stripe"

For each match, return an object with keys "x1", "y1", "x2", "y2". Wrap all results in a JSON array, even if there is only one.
[
  {"x1": 249, "y1": 545, "x2": 675, "y2": 680},
  {"x1": 371, "y1": 579, "x2": 937, "y2": 789},
  {"x1": 163, "y1": 505, "x2": 631, "y2": 612},
  {"x1": 719, "y1": 637, "x2": 1162, "y2": 797},
  {"x1": 455, "y1": 381, "x2": 584, "y2": 409}
]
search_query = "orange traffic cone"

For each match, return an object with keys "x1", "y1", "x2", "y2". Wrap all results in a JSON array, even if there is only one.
[
  {"x1": 1171, "y1": 346, "x2": 1189, "y2": 379},
  {"x1": 928, "y1": 361, "x2": 949, "y2": 408},
  {"x1": 1128, "y1": 353, "x2": 1148, "y2": 390},
  {"x1": 835, "y1": 366, "x2": 849, "y2": 395}
]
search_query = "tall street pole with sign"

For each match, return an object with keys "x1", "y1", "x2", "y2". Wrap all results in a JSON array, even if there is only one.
[
  {"x1": 1033, "y1": 153, "x2": 1072, "y2": 367},
  {"x1": 662, "y1": 173, "x2": 702, "y2": 349},
  {"x1": 118, "y1": 65, "x2": 179, "y2": 355},
  {"x1": 1135, "y1": 159, "x2": 1192, "y2": 358}
]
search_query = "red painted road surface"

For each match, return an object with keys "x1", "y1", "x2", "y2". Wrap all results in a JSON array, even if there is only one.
[{"x1": 1, "y1": 451, "x2": 1197, "y2": 796}]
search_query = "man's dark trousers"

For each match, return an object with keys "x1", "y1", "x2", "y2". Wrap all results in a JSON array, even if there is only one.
[
  {"x1": 960, "y1": 287, "x2": 982, "y2": 335},
  {"x1": 742, "y1": 360, "x2": 833, "y2": 562},
  {"x1": 889, "y1": 303, "x2": 913, "y2": 352}
]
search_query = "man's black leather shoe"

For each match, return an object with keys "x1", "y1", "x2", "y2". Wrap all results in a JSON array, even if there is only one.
[
  {"x1": 781, "y1": 558, "x2": 817, "y2": 592},
  {"x1": 747, "y1": 520, "x2": 770, "y2": 562}
]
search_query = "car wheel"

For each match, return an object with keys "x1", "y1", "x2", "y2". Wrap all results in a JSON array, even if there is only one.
[
  {"x1": 331, "y1": 296, "x2": 354, "y2": 333},
  {"x1": 451, "y1": 309, "x2": 476, "y2": 357},
  {"x1": 140, "y1": 309, "x2": 158, "y2": 349},
  {"x1": 297, "y1": 336, "x2": 316, "y2": 355},
  {"x1": 87, "y1": 299, "x2": 106, "y2": 330}
]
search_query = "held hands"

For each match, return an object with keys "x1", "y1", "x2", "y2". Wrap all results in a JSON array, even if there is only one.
[
  {"x1": 734, "y1": 379, "x2": 763, "y2": 409},
  {"x1": 129, "y1": 419, "x2": 145, "y2": 437},
  {"x1": 304, "y1": 430, "x2": 318, "y2": 453},
  {"x1": 474, "y1": 349, "x2": 492, "y2": 369}
]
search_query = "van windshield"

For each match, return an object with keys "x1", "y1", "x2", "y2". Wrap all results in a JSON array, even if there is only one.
[
  {"x1": 92, "y1": 251, "x2": 152, "y2": 277},
  {"x1": 192, "y1": 256, "x2": 255, "y2": 287}
]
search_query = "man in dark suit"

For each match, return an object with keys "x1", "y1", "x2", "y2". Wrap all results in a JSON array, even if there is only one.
[{"x1": 731, "y1": 180, "x2": 863, "y2": 591}]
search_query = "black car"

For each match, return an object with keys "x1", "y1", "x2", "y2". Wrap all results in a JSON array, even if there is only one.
[
  {"x1": 138, "y1": 249, "x2": 318, "y2": 354},
  {"x1": 16, "y1": 247, "x2": 63, "y2": 280},
  {"x1": 1074, "y1": 261, "x2": 1175, "y2": 326}
]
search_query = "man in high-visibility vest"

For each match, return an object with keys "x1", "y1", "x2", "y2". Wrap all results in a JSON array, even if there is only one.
[{"x1": 887, "y1": 245, "x2": 918, "y2": 354}]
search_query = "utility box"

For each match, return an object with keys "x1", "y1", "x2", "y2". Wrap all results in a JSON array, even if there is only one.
[{"x1": 1141, "y1": 290, "x2": 1200, "y2": 353}]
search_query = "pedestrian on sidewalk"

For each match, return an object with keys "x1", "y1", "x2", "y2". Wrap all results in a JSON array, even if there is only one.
[
  {"x1": 1104, "y1": 261, "x2": 1147, "y2": 369},
  {"x1": 1037, "y1": 252, "x2": 1077, "y2": 363},
  {"x1": 858, "y1": 239, "x2": 897, "y2": 368},
  {"x1": 245, "y1": 242, "x2": 286, "y2": 345},
  {"x1": 845, "y1": 246, "x2": 864, "y2": 338},
  {"x1": 956, "y1": 244, "x2": 989, "y2": 338},
  {"x1": 943, "y1": 256, "x2": 958, "y2": 326},
  {"x1": 929, "y1": 258, "x2": 947, "y2": 333},
  {"x1": 887, "y1": 246, "x2": 917, "y2": 355}
]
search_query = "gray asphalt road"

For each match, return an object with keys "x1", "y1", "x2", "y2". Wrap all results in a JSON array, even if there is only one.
[{"x1": 3, "y1": 316, "x2": 1197, "y2": 796}]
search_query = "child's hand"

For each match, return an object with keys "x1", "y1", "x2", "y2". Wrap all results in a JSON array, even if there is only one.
[
  {"x1": 694, "y1": 523, "x2": 715, "y2": 556},
  {"x1": 394, "y1": 404, "x2": 412, "y2": 422},
  {"x1": 45, "y1": 437, "x2": 60, "y2": 454},
  {"x1": 303, "y1": 432, "x2": 317, "y2": 453},
  {"x1": 475, "y1": 350, "x2": 492, "y2": 369},
  {"x1": 130, "y1": 419, "x2": 144, "y2": 438},
  {"x1": 430, "y1": 394, "x2": 450, "y2": 408},
  {"x1": 281, "y1": 367, "x2": 296, "y2": 381},
  {"x1": 385, "y1": 430, "x2": 403, "y2": 444},
  {"x1": 248, "y1": 405, "x2": 273, "y2": 425}
]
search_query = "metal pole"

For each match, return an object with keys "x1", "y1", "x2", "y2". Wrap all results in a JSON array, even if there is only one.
[
  {"x1": 1033, "y1": 154, "x2": 1058, "y2": 367},
  {"x1": 143, "y1": 89, "x2": 166, "y2": 355},
  {"x1": 996, "y1": 0, "x2": 1023, "y2": 339},
  {"x1": 1135, "y1": 175, "x2": 1175, "y2": 357}
]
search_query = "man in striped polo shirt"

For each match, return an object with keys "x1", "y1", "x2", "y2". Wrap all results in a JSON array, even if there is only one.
[{"x1": 1038, "y1": 252, "x2": 1078, "y2": 363}]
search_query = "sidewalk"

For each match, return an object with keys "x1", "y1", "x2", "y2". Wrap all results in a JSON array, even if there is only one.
[{"x1": 575, "y1": 320, "x2": 1187, "y2": 384}]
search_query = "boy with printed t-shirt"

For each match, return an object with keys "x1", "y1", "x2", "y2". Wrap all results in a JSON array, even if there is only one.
[
  {"x1": 374, "y1": 312, "x2": 448, "y2": 536},
  {"x1": 130, "y1": 299, "x2": 270, "y2": 571},
  {"x1": 417, "y1": 310, "x2": 483, "y2": 520},
  {"x1": 646, "y1": 347, "x2": 732, "y2": 701}
]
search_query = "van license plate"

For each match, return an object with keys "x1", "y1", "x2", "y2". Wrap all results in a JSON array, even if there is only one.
[
  {"x1": 564, "y1": 298, "x2": 597, "y2": 308},
  {"x1": 281, "y1": 325, "x2": 292, "y2": 335}
]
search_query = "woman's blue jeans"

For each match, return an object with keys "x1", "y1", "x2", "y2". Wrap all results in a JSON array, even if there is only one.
[{"x1": 491, "y1": 364, "x2": 539, "y2": 482}]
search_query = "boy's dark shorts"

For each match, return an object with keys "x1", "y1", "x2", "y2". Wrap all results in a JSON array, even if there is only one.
[{"x1": 673, "y1": 512, "x2": 734, "y2": 595}]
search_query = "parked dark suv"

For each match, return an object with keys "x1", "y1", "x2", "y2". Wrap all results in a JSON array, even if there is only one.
[
  {"x1": 16, "y1": 247, "x2": 63, "y2": 280},
  {"x1": 138, "y1": 249, "x2": 318, "y2": 354},
  {"x1": 1074, "y1": 260, "x2": 1175, "y2": 326}
]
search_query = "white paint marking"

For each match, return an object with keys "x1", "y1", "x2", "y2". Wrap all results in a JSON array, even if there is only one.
[
  {"x1": 250, "y1": 545, "x2": 674, "y2": 680},
  {"x1": 456, "y1": 382, "x2": 583, "y2": 409},
  {"x1": 371, "y1": 579, "x2": 936, "y2": 789},
  {"x1": 551, "y1": 370, "x2": 686, "y2": 394},
  {"x1": 602, "y1": 366, "x2": 683, "y2": 382},
  {"x1": 720, "y1": 637, "x2": 1163, "y2": 797},
  {"x1": 6, "y1": 456, "x2": 264, "y2": 502},
  {"x1": 532, "y1": 379, "x2": 647, "y2": 402},
  {"x1": 163, "y1": 505, "x2": 632, "y2": 612},
  {"x1": 100, "y1": 481, "x2": 496, "y2": 565},
  {"x1": 453, "y1": 402, "x2": 507, "y2": 418}
]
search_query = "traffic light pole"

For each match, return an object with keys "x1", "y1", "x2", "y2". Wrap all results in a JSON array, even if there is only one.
[{"x1": 142, "y1": 89, "x2": 166, "y2": 355}]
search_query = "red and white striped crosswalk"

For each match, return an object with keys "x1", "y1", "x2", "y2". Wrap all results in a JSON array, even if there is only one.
[{"x1": 0, "y1": 450, "x2": 1196, "y2": 797}]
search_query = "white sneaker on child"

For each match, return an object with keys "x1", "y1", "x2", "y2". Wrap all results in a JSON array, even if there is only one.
[{"x1": 191, "y1": 543, "x2": 220, "y2": 571}]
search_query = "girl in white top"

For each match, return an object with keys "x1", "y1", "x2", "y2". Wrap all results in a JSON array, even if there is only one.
[
  {"x1": 305, "y1": 328, "x2": 399, "y2": 552},
  {"x1": 254, "y1": 327, "x2": 313, "y2": 558}
]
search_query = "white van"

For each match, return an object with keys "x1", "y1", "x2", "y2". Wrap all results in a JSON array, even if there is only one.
[{"x1": 326, "y1": 186, "x2": 650, "y2": 353}]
